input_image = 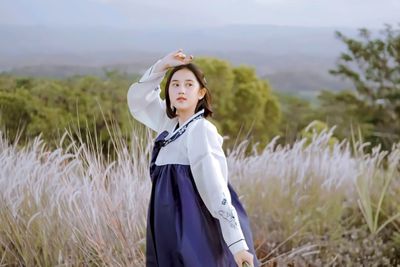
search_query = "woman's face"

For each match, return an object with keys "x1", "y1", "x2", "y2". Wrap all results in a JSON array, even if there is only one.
[{"x1": 169, "y1": 68, "x2": 206, "y2": 115}]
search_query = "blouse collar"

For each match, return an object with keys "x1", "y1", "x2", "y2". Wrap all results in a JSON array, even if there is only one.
[{"x1": 168, "y1": 109, "x2": 205, "y2": 138}]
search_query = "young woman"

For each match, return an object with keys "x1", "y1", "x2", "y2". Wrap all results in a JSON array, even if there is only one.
[{"x1": 127, "y1": 49, "x2": 260, "y2": 267}]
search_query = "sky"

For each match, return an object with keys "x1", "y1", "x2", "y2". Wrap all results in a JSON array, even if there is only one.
[{"x1": 1, "y1": 0, "x2": 399, "y2": 29}]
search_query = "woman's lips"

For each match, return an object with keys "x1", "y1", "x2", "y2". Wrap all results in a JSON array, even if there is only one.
[{"x1": 177, "y1": 97, "x2": 187, "y2": 101}]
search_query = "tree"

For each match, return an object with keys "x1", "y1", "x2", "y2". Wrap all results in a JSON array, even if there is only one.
[
  {"x1": 230, "y1": 66, "x2": 281, "y2": 151},
  {"x1": 275, "y1": 91, "x2": 318, "y2": 145},
  {"x1": 196, "y1": 59, "x2": 281, "y2": 153},
  {"x1": 328, "y1": 23, "x2": 400, "y2": 149},
  {"x1": 0, "y1": 92, "x2": 31, "y2": 141}
]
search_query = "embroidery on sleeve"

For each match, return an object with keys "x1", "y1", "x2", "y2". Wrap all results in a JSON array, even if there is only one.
[
  {"x1": 218, "y1": 193, "x2": 238, "y2": 229},
  {"x1": 218, "y1": 207, "x2": 238, "y2": 229},
  {"x1": 222, "y1": 198, "x2": 227, "y2": 205}
]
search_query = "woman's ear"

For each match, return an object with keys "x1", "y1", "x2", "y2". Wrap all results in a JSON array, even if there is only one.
[{"x1": 198, "y1": 87, "x2": 206, "y2": 100}]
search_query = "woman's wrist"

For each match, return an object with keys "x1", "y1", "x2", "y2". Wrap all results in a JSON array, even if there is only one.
[{"x1": 152, "y1": 59, "x2": 168, "y2": 73}]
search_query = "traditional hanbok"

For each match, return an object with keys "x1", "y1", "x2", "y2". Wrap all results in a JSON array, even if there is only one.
[{"x1": 127, "y1": 59, "x2": 260, "y2": 267}]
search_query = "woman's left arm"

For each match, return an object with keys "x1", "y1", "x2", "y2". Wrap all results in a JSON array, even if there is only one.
[{"x1": 186, "y1": 120, "x2": 250, "y2": 257}]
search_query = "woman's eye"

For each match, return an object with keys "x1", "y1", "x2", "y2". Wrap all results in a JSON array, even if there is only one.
[{"x1": 187, "y1": 83, "x2": 193, "y2": 87}]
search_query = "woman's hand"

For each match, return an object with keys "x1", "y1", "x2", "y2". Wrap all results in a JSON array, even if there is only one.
[
  {"x1": 234, "y1": 249, "x2": 254, "y2": 267},
  {"x1": 153, "y1": 48, "x2": 194, "y2": 72}
]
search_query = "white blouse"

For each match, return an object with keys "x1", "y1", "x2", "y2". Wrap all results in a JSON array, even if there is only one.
[{"x1": 127, "y1": 59, "x2": 249, "y2": 255}]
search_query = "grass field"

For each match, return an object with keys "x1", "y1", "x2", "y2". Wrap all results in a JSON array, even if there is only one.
[{"x1": 0, "y1": 123, "x2": 399, "y2": 266}]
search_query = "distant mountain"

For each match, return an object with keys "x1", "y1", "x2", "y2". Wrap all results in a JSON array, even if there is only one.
[{"x1": 0, "y1": 24, "x2": 358, "y2": 95}]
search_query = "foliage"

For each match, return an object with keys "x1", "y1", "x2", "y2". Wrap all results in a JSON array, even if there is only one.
[
  {"x1": 161, "y1": 57, "x2": 282, "y2": 153},
  {"x1": 299, "y1": 120, "x2": 340, "y2": 150},
  {"x1": 274, "y1": 91, "x2": 317, "y2": 145},
  {"x1": 0, "y1": 73, "x2": 134, "y2": 156},
  {"x1": 327, "y1": 23, "x2": 400, "y2": 150},
  {"x1": 0, "y1": 57, "x2": 282, "y2": 156}
]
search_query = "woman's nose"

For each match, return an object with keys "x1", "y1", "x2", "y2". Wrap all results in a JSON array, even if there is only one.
[{"x1": 178, "y1": 86, "x2": 185, "y2": 93}]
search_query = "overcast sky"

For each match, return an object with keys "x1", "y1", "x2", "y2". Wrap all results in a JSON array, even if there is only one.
[{"x1": 1, "y1": 0, "x2": 399, "y2": 29}]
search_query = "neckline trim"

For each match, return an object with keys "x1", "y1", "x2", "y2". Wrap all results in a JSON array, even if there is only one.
[{"x1": 168, "y1": 109, "x2": 205, "y2": 138}]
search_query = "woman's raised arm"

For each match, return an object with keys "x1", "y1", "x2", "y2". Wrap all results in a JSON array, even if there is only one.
[
  {"x1": 127, "y1": 59, "x2": 169, "y2": 133},
  {"x1": 127, "y1": 49, "x2": 194, "y2": 133}
]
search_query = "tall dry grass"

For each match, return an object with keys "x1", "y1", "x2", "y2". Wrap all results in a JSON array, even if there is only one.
[
  {"x1": 0, "y1": 122, "x2": 399, "y2": 266},
  {"x1": 0, "y1": 123, "x2": 154, "y2": 266},
  {"x1": 228, "y1": 125, "x2": 400, "y2": 265}
]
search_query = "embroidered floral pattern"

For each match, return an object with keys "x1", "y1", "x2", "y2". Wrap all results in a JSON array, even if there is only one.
[
  {"x1": 221, "y1": 192, "x2": 227, "y2": 205},
  {"x1": 218, "y1": 192, "x2": 238, "y2": 229},
  {"x1": 222, "y1": 198, "x2": 227, "y2": 205},
  {"x1": 218, "y1": 206, "x2": 238, "y2": 229}
]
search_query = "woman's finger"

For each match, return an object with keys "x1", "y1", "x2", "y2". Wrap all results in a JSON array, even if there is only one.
[
  {"x1": 185, "y1": 55, "x2": 193, "y2": 61},
  {"x1": 170, "y1": 51, "x2": 193, "y2": 65},
  {"x1": 172, "y1": 50, "x2": 183, "y2": 57},
  {"x1": 174, "y1": 52, "x2": 186, "y2": 59}
]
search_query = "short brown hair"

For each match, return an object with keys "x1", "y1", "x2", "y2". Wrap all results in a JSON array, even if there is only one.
[{"x1": 164, "y1": 63, "x2": 213, "y2": 119}]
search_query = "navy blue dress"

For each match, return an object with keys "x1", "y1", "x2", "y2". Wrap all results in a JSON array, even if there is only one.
[{"x1": 145, "y1": 112, "x2": 260, "y2": 267}]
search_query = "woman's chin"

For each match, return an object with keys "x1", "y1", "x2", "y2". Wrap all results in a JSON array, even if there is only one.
[{"x1": 176, "y1": 106, "x2": 193, "y2": 114}]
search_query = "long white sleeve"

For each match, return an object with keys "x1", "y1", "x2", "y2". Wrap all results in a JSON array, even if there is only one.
[
  {"x1": 186, "y1": 119, "x2": 249, "y2": 255},
  {"x1": 127, "y1": 59, "x2": 169, "y2": 133}
]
